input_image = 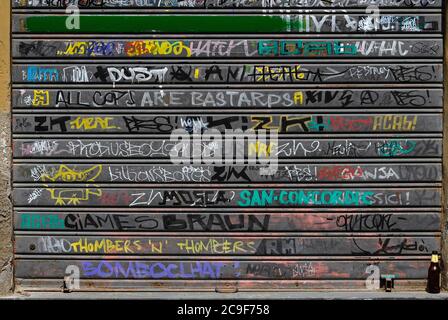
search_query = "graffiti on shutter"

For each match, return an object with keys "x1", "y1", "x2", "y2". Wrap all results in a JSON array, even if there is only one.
[{"x1": 12, "y1": 0, "x2": 444, "y2": 291}]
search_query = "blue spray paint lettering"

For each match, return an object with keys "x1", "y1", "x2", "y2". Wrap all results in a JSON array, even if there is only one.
[
  {"x1": 82, "y1": 261, "x2": 228, "y2": 279},
  {"x1": 27, "y1": 66, "x2": 59, "y2": 82}
]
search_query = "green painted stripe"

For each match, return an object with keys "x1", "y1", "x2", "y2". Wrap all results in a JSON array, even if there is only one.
[{"x1": 22, "y1": 15, "x2": 305, "y2": 33}]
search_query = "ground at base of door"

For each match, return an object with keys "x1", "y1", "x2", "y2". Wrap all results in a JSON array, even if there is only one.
[{"x1": 2, "y1": 291, "x2": 448, "y2": 300}]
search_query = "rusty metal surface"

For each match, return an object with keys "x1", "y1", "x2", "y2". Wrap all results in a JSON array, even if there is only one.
[
  {"x1": 12, "y1": 88, "x2": 444, "y2": 110},
  {"x1": 11, "y1": 1, "x2": 444, "y2": 292},
  {"x1": 15, "y1": 235, "x2": 440, "y2": 255},
  {"x1": 12, "y1": 38, "x2": 444, "y2": 59},
  {"x1": 14, "y1": 278, "x2": 429, "y2": 290},
  {"x1": 12, "y1": 163, "x2": 443, "y2": 183},
  {"x1": 11, "y1": 114, "x2": 444, "y2": 134},
  {"x1": 13, "y1": 138, "x2": 443, "y2": 159},
  {"x1": 14, "y1": 259, "x2": 433, "y2": 280},
  {"x1": 14, "y1": 210, "x2": 442, "y2": 232},
  {"x1": 11, "y1": 63, "x2": 445, "y2": 84}
]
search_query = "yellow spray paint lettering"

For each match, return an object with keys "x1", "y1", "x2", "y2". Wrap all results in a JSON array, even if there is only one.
[
  {"x1": 32, "y1": 90, "x2": 50, "y2": 106},
  {"x1": 41, "y1": 165, "x2": 102, "y2": 182},
  {"x1": 176, "y1": 239, "x2": 256, "y2": 254},
  {"x1": 248, "y1": 141, "x2": 275, "y2": 157},
  {"x1": 46, "y1": 186, "x2": 102, "y2": 206},
  {"x1": 255, "y1": 65, "x2": 305, "y2": 82},
  {"x1": 147, "y1": 240, "x2": 164, "y2": 254},
  {"x1": 70, "y1": 238, "x2": 140, "y2": 253},
  {"x1": 61, "y1": 41, "x2": 88, "y2": 55},
  {"x1": 293, "y1": 91, "x2": 304, "y2": 105},
  {"x1": 373, "y1": 115, "x2": 418, "y2": 131},
  {"x1": 70, "y1": 116, "x2": 118, "y2": 130},
  {"x1": 125, "y1": 40, "x2": 191, "y2": 57}
]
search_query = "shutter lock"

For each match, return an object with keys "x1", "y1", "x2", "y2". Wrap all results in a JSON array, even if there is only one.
[
  {"x1": 380, "y1": 275, "x2": 397, "y2": 292},
  {"x1": 62, "y1": 276, "x2": 73, "y2": 293},
  {"x1": 215, "y1": 282, "x2": 238, "y2": 293}
]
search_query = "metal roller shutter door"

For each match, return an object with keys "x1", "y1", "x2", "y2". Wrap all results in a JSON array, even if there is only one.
[{"x1": 11, "y1": 0, "x2": 444, "y2": 292}]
